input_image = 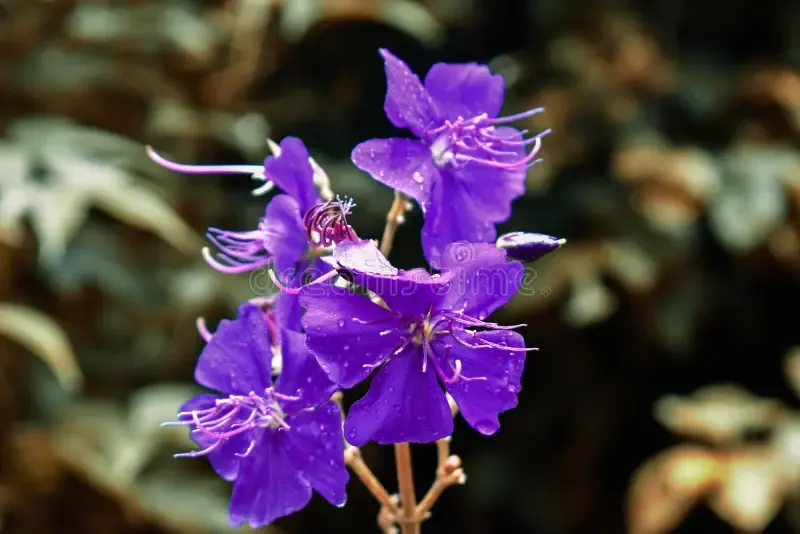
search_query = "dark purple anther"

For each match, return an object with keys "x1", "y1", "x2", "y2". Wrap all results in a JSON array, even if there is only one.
[
  {"x1": 496, "y1": 232, "x2": 565, "y2": 262},
  {"x1": 303, "y1": 196, "x2": 358, "y2": 247}
]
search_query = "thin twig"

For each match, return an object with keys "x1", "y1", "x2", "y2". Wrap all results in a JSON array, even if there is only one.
[
  {"x1": 415, "y1": 437, "x2": 465, "y2": 519},
  {"x1": 380, "y1": 192, "x2": 409, "y2": 257},
  {"x1": 345, "y1": 447, "x2": 399, "y2": 515},
  {"x1": 394, "y1": 443, "x2": 420, "y2": 534}
]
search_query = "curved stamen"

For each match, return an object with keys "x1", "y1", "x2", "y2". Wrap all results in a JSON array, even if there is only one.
[
  {"x1": 165, "y1": 388, "x2": 290, "y2": 460},
  {"x1": 424, "y1": 109, "x2": 549, "y2": 171},
  {"x1": 202, "y1": 246, "x2": 271, "y2": 274},
  {"x1": 196, "y1": 317, "x2": 213, "y2": 342},
  {"x1": 303, "y1": 196, "x2": 359, "y2": 247},
  {"x1": 268, "y1": 267, "x2": 339, "y2": 295},
  {"x1": 146, "y1": 146, "x2": 268, "y2": 184}
]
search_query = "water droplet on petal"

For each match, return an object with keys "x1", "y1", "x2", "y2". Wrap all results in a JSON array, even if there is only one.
[
  {"x1": 337, "y1": 319, "x2": 346, "y2": 327},
  {"x1": 412, "y1": 172, "x2": 424, "y2": 183}
]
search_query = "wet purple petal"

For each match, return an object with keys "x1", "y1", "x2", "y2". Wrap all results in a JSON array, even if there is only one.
[
  {"x1": 194, "y1": 303, "x2": 273, "y2": 395},
  {"x1": 422, "y1": 174, "x2": 498, "y2": 269},
  {"x1": 276, "y1": 329, "x2": 336, "y2": 411},
  {"x1": 436, "y1": 242, "x2": 523, "y2": 318},
  {"x1": 263, "y1": 194, "x2": 307, "y2": 281},
  {"x1": 344, "y1": 347, "x2": 453, "y2": 446},
  {"x1": 282, "y1": 402, "x2": 348, "y2": 506},
  {"x1": 264, "y1": 137, "x2": 318, "y2": 212},
  {"x1": 379, "y1": 49, "x2": 439, "y2": 138},
  {"x1": 351, "y1": 138, "x2": 438, "y2": 212},
  {"x1": 300, "y1": 284, "x2": 407, "y2": 388},
  {"x1": 438, "y1": 330, "x2": 526, "y2": 435},
  {"x1": 228, "y1": 433, "x2": 312, "y2": 528},
  {"x1": 424, "y1": 62, "x2": 505, "y2": 122}
]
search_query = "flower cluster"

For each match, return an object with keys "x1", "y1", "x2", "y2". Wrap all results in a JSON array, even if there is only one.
[{"x1": 151, "y1": 49, "x2": 562, "y2": 528}]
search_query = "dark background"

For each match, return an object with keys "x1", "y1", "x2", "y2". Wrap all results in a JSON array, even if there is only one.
[{"x1": 0, "y1": 0, "x2": 798, "y2": 533}]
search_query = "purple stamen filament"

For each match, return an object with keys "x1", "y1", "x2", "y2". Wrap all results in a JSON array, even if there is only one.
[
  {"x1": 423, "y1": 109, "x2": 550, "y2": 171},
  {"x1": 165, "y1": 388, "x2": 299, "y2": 459},
  {"x1": 202, "y1": 222, "x2": 272, "y2": 274}
]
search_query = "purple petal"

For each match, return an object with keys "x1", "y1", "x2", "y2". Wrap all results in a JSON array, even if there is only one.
[
  {"x1": 496, "y1": 232, "x2": 565, "y2": 262},
  {"x1": 435, "y1": 242, "x2": 523, "y2": 318},
  {"x1": 344, "y1": 347, "x2": 453, "y2": 446},
  {"x1": 194, "y1": 303, "x2": 273, "y2": 395},
  {"x1": 263, "y1": 137, "x2": 319, "y2": 213},
  {"x1": 421, "y1": 174, "x2": 498, "y2": 269},
  {"x1": 300, "y1": 284, "x2": 407, "y2": 388},
  {"x1": 449, "y1": 128, "x2": 527, "y2": 222},
  {"x1": 351, "y1": 138, "x2": 438, "y2": 212},
  {"x1": 379, "y1": 49, "x2": 439, "y2": 138},
  {"x1": 282, "y1": 402, "x2": 348, "y2": 506},
  {"x1": 438, "y1": 330, "x2": 526, "y2": 435},
  {"x1": 180, "y1": 394, "x2": 247, "y2": 481},
  {"x1": 228, "y1": 432, "x2": 311, "y2": 528},
  {"x1": 424, "y1": 62, "x2": 505, "y2": 121},
  {"x1": 276, "y1": 329, "x2": 337, "y2": 411},
  {"x1": 263, "y1": 194, "x2": 307, "y2": 281}
]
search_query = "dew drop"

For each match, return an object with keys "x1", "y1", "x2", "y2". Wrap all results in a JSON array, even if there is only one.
[
  {"x1": 379, "y1": 329, "x2": 392, "y2": 336},
  {"x1": 412, "y1": 172, "x2": 424, "y2": 183},
  {"x1": 343, "y1": 344, "x2": 350, "y2": 350},
  {"x1": 337, "y1": 319, "x2": 346, "y2": 327}
]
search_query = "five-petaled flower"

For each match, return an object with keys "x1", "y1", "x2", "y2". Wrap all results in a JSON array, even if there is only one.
[
  {"x1": 165, "y1": 303, "x2": 348, "y2": 528},
  {"x1": 147, "y1": 137, "x2": 357, "y2": 329},
  {"x1": 351, "y1": 49, "x2": 550, "y2": 268},
  {"x1": 299, "y1": 240, "x2": 536, "y2": 446}
]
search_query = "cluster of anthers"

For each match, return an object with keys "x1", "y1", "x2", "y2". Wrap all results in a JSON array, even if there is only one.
[{"x1": 304, "y1": 196, "x2": 358, "y2": 247}]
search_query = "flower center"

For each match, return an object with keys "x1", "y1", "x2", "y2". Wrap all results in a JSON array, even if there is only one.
[
  {"x1": 303, "y1": 196, "x2": 359, "y2": 247},
  {"x1": 166, "y1": 387, "x2": 299, "y2": 459},
  {"x1": 424, "y1": 109, "x2": 550, "y2": 171}
]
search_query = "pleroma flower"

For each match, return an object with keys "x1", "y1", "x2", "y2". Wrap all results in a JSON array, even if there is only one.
[
  {"x1": 298, "y1": 240, "x2": 536, "y2": 445},
  {"x1": 165, "y1": 303, "x2": 348, "y2": 528},
  {"x1": 351, "y1": 49, "x2": 550, "y2": 267}
]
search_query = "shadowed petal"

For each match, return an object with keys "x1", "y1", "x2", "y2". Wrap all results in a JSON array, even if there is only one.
[
  {"x1": 180, "y1": 394, "x2": 247, "y2": 481},
  {"x1": 194, "y1": 303, "x2": 272, "y2": 395},
  {"x1": 263, "y1": 194, "x2": 307, "y2": 281},
  {"x1": 424, "y1": 62, "x2": 505, "y2": 122},
  {"x1": 282, "y1": 402, "x2": 348, "y2": 506},
  {"x1": 422, "y1": 174, "x2": 498, "y2": 269},
  {"x1": 300, "y1": 284, "x2": 406, "y2": 388},
  {"x1": 276, "y1": 329, "x2": 336, "y2": 411},
  {"x1": 228, "y1": 433, "x2": 311, "y2": 528},
  {"x1": 264, "y1": 137, "x2": 318, "y2": 213},
  {"x1": 379, "y1": 49, "x2": 439, "y2": 138},
  {"x1": 439, "y1": 330, "x2": 526, "y2": 436},
  {"x1": 344, "y1": 348, "x2": 453, "y2": 446},
  {"x1": 436, "y1": 242, "x2": 523, "y2": 318},
  {"x1": 351, "y1": 138, "x2": 438, "y2": 212}
]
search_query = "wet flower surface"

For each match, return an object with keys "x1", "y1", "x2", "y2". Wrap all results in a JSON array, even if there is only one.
[
  {"x1": 166, "y1": 303, "x2": 347, "y2": 528},
  {"x1": 300, "y1": 240, "x2": 535, "y2": 445},
  {"x1": 351, "y1": 49, "x2": 549, "y2": 267}
]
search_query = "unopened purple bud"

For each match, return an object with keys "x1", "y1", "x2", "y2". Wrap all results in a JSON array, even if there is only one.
[{"x1": 496, "y1": 232, "x2": 565, "y2": 262}]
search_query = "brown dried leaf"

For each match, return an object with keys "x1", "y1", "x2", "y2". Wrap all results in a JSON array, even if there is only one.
[
  {"x1": 627, "y1": 445, "x2": 721, "y2": 534},
  {"x1": 654, "y1": 385, "x2": 783, "y2": 443},
  {"x1": 708, "y1": 449, "x2": 785, "y2": 532}
]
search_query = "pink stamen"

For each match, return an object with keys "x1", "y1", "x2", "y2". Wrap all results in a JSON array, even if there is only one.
[
  {"x1": 146, "y1": 146, "x2": 266, "y2": 178},
  {"x1": 196, "y1": 317, "x2": 213, "y2": 342}
]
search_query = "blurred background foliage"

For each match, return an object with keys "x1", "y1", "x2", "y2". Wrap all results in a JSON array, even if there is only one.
[{"x1": 0, "y1": 0, "x2": 798, "y2": 533}]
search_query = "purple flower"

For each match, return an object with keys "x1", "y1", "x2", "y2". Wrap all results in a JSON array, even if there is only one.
[
  {"x1": 299, "y1": 240, "x2": 536, "y2": 446},
  {"x1": 166, "y1": 303, "x2": 347, "y2": 528},
  {"x1": 351, "y1": 49, "x2": 550, "y2": 268},
  {"x1": 496, "y1": 231, "x2": 565, "y2": 262},
  {"x1": 148, "y1": 138, "x2": 354, "y2": 330}
]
